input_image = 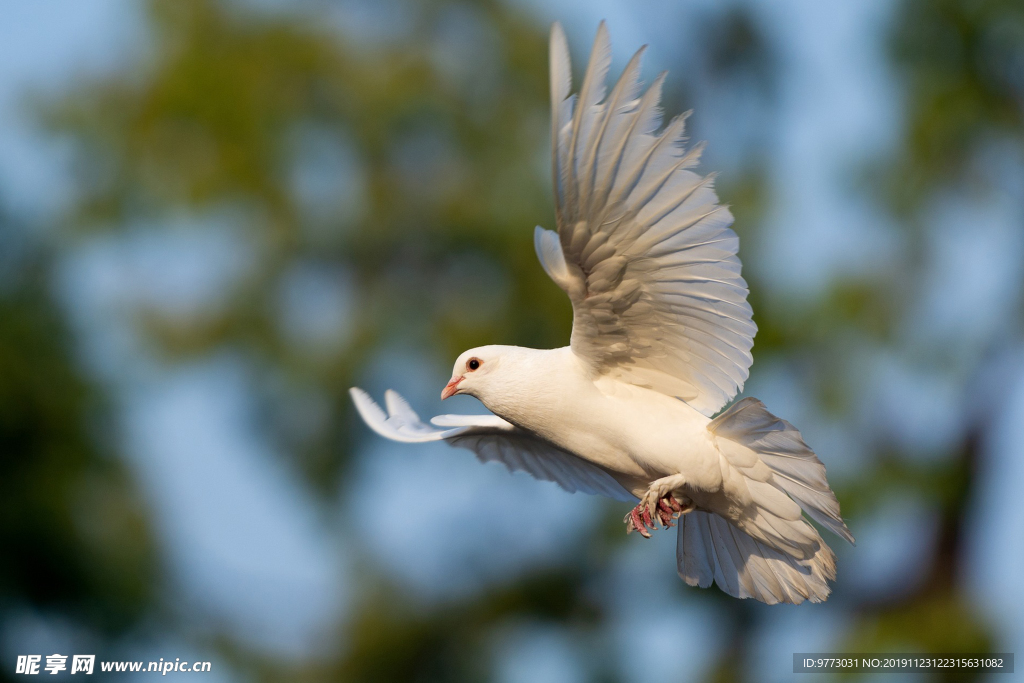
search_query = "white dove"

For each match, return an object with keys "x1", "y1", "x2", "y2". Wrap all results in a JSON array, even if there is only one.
[{"x1": 351, "y1": 22, "x2": 853, "y2": 604}]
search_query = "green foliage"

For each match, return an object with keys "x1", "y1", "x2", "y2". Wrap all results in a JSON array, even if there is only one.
[{"x1": 888, "y1": 0, "x2": 1024, "y2": 210}]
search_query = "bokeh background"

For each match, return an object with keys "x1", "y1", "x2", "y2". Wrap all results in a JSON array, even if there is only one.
[{"x1": 2, "y1": 0, "x2": 1023, "y2": 681}]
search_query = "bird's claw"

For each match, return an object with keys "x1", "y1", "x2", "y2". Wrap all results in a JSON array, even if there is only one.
[
  {"x1": 656, "y1": 497, "x2": 683, "y2": 527},
  {"x1": 624, "y1": 506, "x2": 652, "y2": 538},
  {"x1": 624, "y1": 492, "x2": 693, "y2": 537}
]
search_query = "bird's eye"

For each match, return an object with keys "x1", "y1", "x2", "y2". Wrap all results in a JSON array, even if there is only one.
[{"x1": 467, "y1": 358, "x2": 481, "y2": 371}]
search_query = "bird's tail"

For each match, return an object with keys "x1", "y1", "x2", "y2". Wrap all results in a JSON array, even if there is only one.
[{"x1": 677, "y1": 398, "x2": 854, "y2": 604}]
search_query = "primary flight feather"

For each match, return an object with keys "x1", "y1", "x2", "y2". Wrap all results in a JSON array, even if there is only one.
[{"x1": 351, "y1": 22, "x2": 853, "y2": 604}]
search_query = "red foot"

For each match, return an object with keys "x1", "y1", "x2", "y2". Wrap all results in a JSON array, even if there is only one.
[
  {"x1": 624, "y1": 494, "x2": 689, "y2": 537},
  {"x1": 625, "y1": 505, "x2": 654, "y2": 538},
  {"x1": 657, "y1": 496, "x2": 684, "y2": 527}
]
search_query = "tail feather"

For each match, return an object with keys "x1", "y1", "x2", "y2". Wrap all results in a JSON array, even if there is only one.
[
  {"x1": 743, "y1": 479, "x2": 820, "y2": 558},
  {"x1": 710, "y1": 397, "x2": 855, "y2": 544},
  {"x1": 676, "y1": 397, "x2": 851, "y2": 604},
  {"x1": 678, "y1": 511, "x2": 836, "y2": 604}
]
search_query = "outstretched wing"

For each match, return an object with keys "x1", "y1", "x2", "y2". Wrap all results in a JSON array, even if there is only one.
[
  {"x1": 540, "y1": 22, "x2": 756, "y2": 417},
  {"x1": 350, "y1": 388, "x2": 635, "y2": 502}
]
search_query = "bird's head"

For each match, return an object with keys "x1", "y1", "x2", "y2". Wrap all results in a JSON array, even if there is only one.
[{"x1": 441, "y1": 345, "x2": 512, "y2": 401}]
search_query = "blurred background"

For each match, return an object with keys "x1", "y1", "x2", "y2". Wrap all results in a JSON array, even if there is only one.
[{"x1": 1, "y1": 0, "x2": 1022, "y2": 681}]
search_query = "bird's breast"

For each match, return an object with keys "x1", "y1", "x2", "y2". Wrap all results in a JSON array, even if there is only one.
[{"x1": 483, "y1": 368, "x2": 716, "y2": 482}]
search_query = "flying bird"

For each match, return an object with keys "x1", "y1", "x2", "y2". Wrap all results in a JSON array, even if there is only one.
[{"x1": 351, "y1": 22, "x2": 853, "y2": 604}]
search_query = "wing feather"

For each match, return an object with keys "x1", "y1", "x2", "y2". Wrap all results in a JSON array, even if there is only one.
[
  {"x1": 350, "y1": 388, "x2": 635, "y2": 502},
  {"x1": 570, "y1": 21, "x2": 611, "y2": 213},
  {"x1": 542, "y1": 24, "x2": 757, "y2": 416},
  {"x1": 550, "y1": 23, "x2": 572, "y2": 222}
]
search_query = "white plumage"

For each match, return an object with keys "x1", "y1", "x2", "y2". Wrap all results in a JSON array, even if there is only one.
[{"x1": 351, "y1": 22, "x2": 852, "y2": 604}]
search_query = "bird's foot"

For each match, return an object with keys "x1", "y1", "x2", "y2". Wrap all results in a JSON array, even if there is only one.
[
  {"x1": 655, "y1": 495, "x2": 689, "y2": 527},
  {"x1": 624, "y1": 475, "x2": 694, "y2": 538},
  {"x1": 624, "y1": 496, "x2": 691, "y2": 537},
  {"x1": 624, "y1": 502, "x2": 656, "y2": 538}
]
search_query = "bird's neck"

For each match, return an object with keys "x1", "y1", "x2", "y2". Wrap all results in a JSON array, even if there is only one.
[{"x1": 475, "y1": 346, "x2": 580, "y2": 430}]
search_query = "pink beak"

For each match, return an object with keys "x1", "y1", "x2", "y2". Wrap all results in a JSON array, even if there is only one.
[{"x1": 441, "y1": 376, "x2": 463, "y2": 400}]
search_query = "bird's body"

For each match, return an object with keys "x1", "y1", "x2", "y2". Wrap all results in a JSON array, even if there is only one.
[
  {"x1": 351, "y1": 22, "x2": 853, "y2": 604},
  {"x1": 467, "y1": 345, "x2": 718, "y2": 496}
]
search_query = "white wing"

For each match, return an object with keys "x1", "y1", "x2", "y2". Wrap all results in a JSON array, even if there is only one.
[
  {"x1": 350, "y1": 388, "x2": 635, "y2": 501},
  {"x1": 541, "y1": 22, "x2": 757, "y2": 416}
]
